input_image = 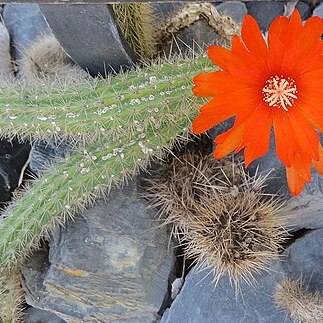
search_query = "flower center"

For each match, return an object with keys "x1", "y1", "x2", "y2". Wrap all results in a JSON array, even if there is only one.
[{"x1": 262, "y1": 75, "x2": 298, "y2": 111}]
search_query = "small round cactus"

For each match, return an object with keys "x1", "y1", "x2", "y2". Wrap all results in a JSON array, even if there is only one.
[
  {"x1": 0, "y1": 269, "x2": 25, "y2": 323},
  {"x1": 18, "y1": 34, "x2": 87, "y2": 80},
  {"x1": 275, "y1": 278, "x2": 323, "y2": 323},
  {"x1": 148, "y1": 153, "x2": 288, "y2": 288}
]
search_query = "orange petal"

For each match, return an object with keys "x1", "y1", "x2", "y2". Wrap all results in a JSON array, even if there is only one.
[
  {"x1": 241, "y1": 15, "x2": 268, "y2": 56},
  {"x1": 231, "y1": 35, "x2": 253, "y2": 64},
  {"x1": 296, "y1": 95, "x2": 323, "y2": 133},
  {"x1": 299, "y1": 68, "x2": 323, "y2": 86},
  {"x1": 286, "y1": 152, "x2": 312, "y2": 196},
  {"x1": 301, "y1": 16, "x2": 323, "y2": 52},
  {"x1": 267, "y1": 26, "x2": 285, "y2": 72},
  {"x1": 286, "y1": 166, "x2": 307, "y2": 196},
  {"x1": 289, "y1": 44, "x2": 323, "y2": 75},
  {"x1": 214, "y1": 122, "x2": 246, "y2": 159},
  {"x1": 267, "y1": 16, "x2": 289, "y2": 71},
  {"x1": 193, "y1": 71, "x2": 243, "y2": 97},
  {"x1": 242, "y1": 107, "x2": 272, "y2": 167},
  {"x1": 284, "y1": 10, "x2": 303, "y2": 46},
  {"x1": 313, "y1": 144, "x2": 323, "y2": 175},
  {"x1": 230, "y1": 35, "x2": 267, "y2": 80},
  {"x1": 192, "y1": 99, "x2": 236, "y2": 134},
  {"x1": 273, "y1": 110, "x2": 297, "y2": 167},
  {"x1": 207, "y1": 45, "x2": 237, "y2": 71},
  {"x1": 231, "y1": 35, "x2": 247, "y2": 54},
  {"x1": 291, "y1": 153, "x2": 312, "y2": 182},
  {"x1": 288, "y1": 107, "x2": 319, "y2": 161},
  {"x1": 192, "y1": 82, "x2": 261, "y2": 134},
  {"x1": 268, "y1": 13, "x2": 306, "y2": 72},
  {"x1": 268, "y1": 15, "x2": 289, "y2": 46}
]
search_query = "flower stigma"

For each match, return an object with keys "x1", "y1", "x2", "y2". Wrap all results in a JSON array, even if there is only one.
[{"x1": 262, "y1": 75, "x2": 298, "y2": 111}]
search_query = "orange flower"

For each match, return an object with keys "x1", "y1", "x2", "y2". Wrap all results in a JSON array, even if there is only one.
[{"x1": 192, "y1": 10, "x2": 323, "y2": 196}]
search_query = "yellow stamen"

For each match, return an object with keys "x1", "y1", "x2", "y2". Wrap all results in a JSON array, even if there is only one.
[{"x1": 262, "y1": 75, "x2": 298, "y2": 111}]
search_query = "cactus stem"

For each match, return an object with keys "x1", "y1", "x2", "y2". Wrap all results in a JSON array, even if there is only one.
[{"x1": 0, "y1": 53, "x2": 215, "y2": 271}]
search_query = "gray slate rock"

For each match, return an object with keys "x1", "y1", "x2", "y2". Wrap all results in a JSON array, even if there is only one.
[
  {"x1": 252, "y1": 157, "x2": 323, "y2": 231},
  {"x1": 2, "y1": 4, "x2": 50, "y2": 60},
  {"x1": 282, "y1": 172, "x2": 323, "y2": 231},
  {"x1": 246, "y1": 1, "x2": 285, "y2": 31},
  {"x1": 0, "y1": 22, "x2": 11, "y2": 77},
  {"x1": 283, "y1": 228, "x2": 323, "y2": 294},
  {"x1": 24, "y1": 307, "x2": 65, "y2": 323},
  {"x1": 39, "y1": 4, "x2": 137, "y2": 76},
  {"x1": 247, "y1": 134, "x2": 290, "y2": 197},
  {"x1": 21, "y1": 179, "x2": 175, "y2": 322},
  {"x1": 313, "y1": 2, "x2": 323, "y2": 17},
  {"x1": 160, "y1": 208, "x2": 323, "y2": 323},
  {"x1": 296, "y1": 1, "x2": 312, "y2": 20},
  {"x1": 29, "y1": 140, "x2": 72, "y2": 175},
  {"x1": 216, "y1": 1, "x2": 247, "y2": 25},
  {"x1": 167, "y1": 19, "x2": 220, "y2": 55},
  {"x1": 161, "y1": 261, "x2": 290, "y2": 323},
  {"x1": 0, "y1": 140, "x2": 31, "y2": 203}
]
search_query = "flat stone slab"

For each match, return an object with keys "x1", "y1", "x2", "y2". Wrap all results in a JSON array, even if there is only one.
[
  {"x1": 313, "y1": 2, "x2": 323, "y2": 17},
  {"x1": 24, "y1": 307, "x2": 65, "y2": 323},
  {"x1": 0, "y1": 22, "x2": 11, "y2": 76},
  {"x1": 0, "y1": 140, "x2": 31, "y2": 203},
  {"x1": 161, "y1": 261, "x2": 290, "y2": 323},
  {"x1": 161, "y1": 228, "x2": 323, "y2": 322},
  {"x1": 283, "y1": 175, "x2": 323, "y2": 231},
  {"x1": 3, "y1": 4, "x2": 50, "y2": 60},
  {"x1": 39, "y1": 4, "x2": 137, "y2": 76},
  {"x1": 245, "y1": 1, "x2": 285, "y2": 31},
  {"x1": 29, "y1": 140, "x2": 72, "y2": 175},
  {"x1": 216, "y1": 1, "x2": 247, "y2": 25},
  {"x1": 283, "y1": 228, "x2": 323, "y2": 294},
  {"x1": 21, "y1": 179, "x2": 174, "y2": 322}
]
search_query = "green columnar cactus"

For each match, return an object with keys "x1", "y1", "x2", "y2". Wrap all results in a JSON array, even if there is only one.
[
  {"x1": 112, "y1": 3, "x2": 156, "y2": 59},
  {"x1": 0, "y1": 57, "x2": 210, "y2": 144},
  {"x1": 0, "y1": 55, "x2": 214, "y2": 271}
]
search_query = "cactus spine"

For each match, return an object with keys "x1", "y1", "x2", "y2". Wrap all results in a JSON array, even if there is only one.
[{"x1": 0, "y1": 54, "x2": 214, "y2": 271}]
